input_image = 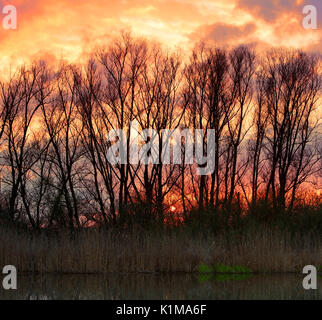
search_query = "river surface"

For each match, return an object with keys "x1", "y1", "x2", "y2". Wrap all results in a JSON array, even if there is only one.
[{"x1": 1, "y1": 273, "x2": 321, "y2": 300}]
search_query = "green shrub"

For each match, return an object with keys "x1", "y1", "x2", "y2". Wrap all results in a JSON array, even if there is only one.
[
  {"x1": 215, "y1": 264, "x2": 253, "y2": 274},
  {"x1": 197, "y1": 263, "x2": 214, "y2": 273}
]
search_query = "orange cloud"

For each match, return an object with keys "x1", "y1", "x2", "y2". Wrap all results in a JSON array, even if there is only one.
[
  {"x1": 0, "y1": 0, "x2": 320, "y2": 75},
  {"x1": 190, "y1": 22, "x2": 257, "y2": 46}
]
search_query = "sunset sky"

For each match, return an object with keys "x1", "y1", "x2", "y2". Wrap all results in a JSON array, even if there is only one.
[{"x1": 0, "y1": 0, "x2": 321, "y2": 73}]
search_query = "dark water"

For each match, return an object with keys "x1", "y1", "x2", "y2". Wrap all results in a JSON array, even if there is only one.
[{"x1": 1, "y1": 273, "x2": 322, "y2": 300}]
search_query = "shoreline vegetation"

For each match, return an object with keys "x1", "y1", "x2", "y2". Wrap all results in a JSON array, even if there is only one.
[
  {"x1": 1, "y1": 205, "x2": 322, "y2": 275},
  {"x1": 0, "y1": 33, "x2": 321, "y2": 276}
]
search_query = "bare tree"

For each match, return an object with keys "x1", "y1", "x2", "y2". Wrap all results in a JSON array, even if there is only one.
[
  {"x1": 134, "y1": 44, "x2": 185, "y2": 217},
  {"x1": 96, "y1": 32, "x2": 148, "y2": 220},
  {"x1": 1, "y1": 63, "x2": 49, "y2": 227},
  {"x1": 40, "y1": 64, "x2": 85, "y2": 230},
  {"x1": 259, "y1": 49, "x2": 321, "y2": 210}
]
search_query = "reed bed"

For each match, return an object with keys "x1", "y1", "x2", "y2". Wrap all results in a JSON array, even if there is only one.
[{"x1": 1, "y1": 226, "x2": 321, "y2": 274}]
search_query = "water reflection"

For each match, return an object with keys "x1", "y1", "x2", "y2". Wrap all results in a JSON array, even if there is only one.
[{"x1": 1, "y1": 273, "x2": 321, "y2": 300}]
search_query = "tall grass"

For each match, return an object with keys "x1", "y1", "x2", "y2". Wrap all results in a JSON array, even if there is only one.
[{"x1": 1, "y1": 224, "x2": 321, "y2": 274}]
